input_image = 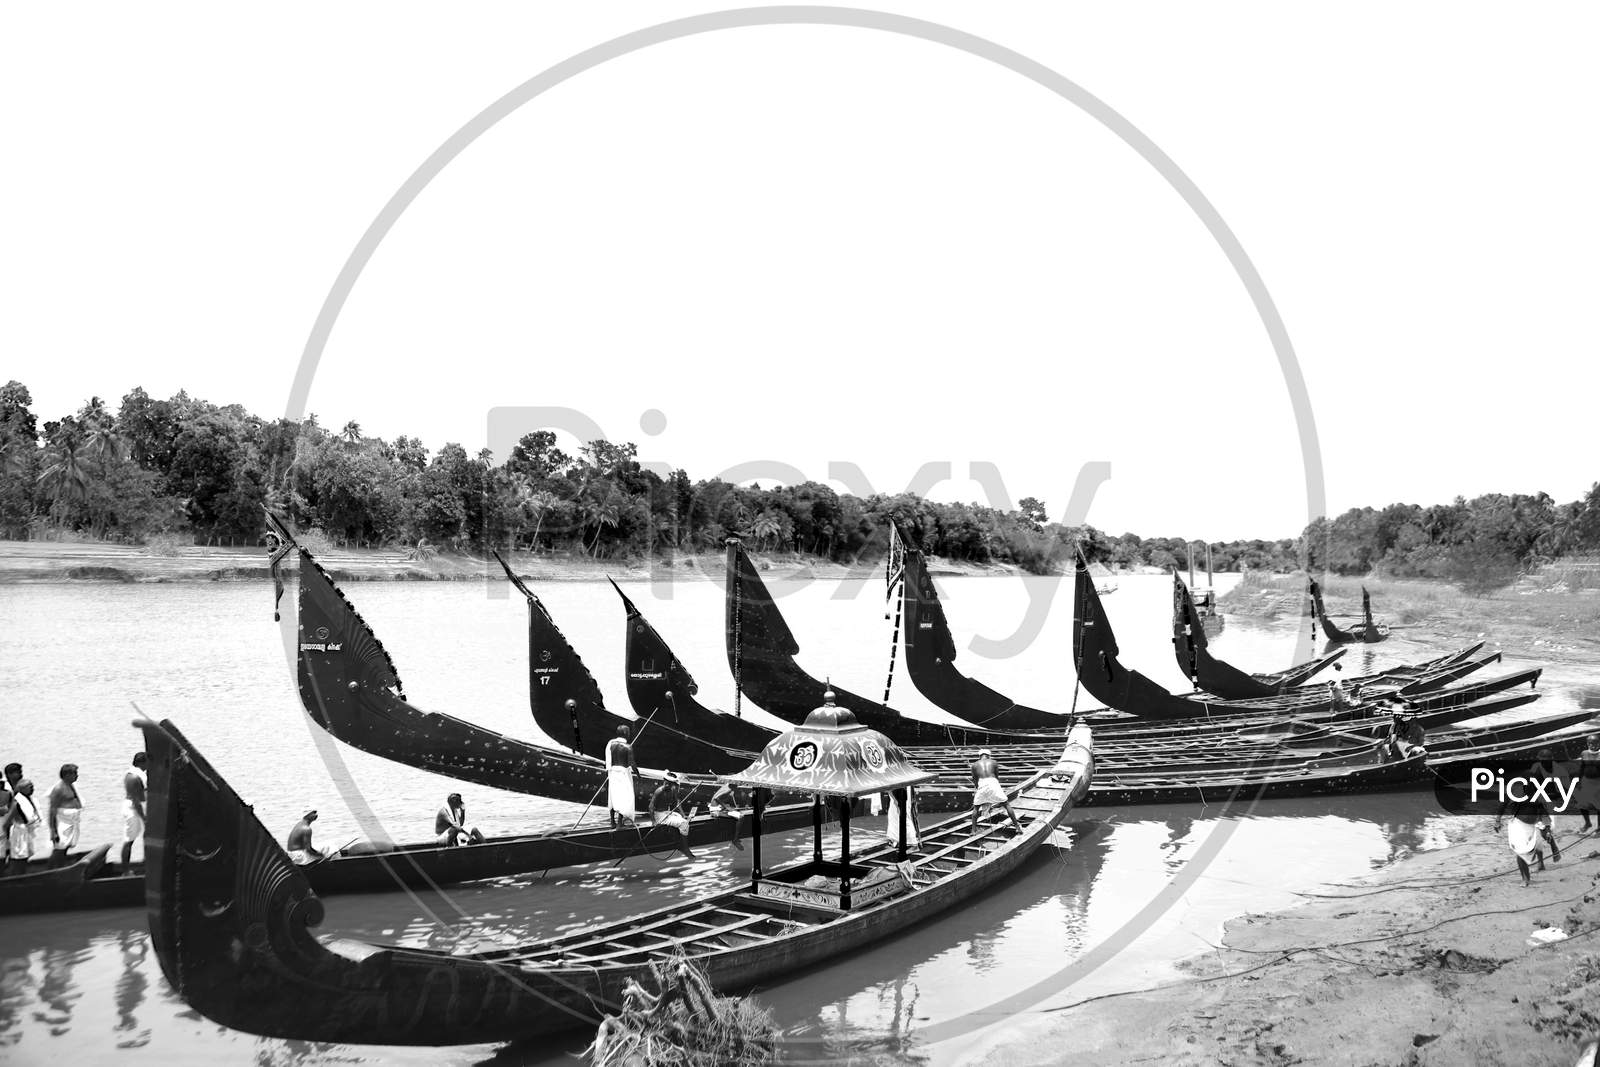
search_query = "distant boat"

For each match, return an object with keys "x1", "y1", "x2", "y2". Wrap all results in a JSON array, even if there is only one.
[
  {"x1": 1187, "y1": 542, "x2": 1223, "y2": 638},
  {"x1": 1087, "y1": 560, "x2": 1118, "y2": 595}
]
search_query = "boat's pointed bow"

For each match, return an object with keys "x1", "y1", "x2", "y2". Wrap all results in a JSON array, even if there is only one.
[{"x1": 141, "y1": 718, "x2": 329, "y2": 1028}]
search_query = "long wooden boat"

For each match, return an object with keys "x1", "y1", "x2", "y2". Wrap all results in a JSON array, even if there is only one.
[
  {"x1": 895, "y1": 525, "x2": 1074, "y2": 730},
  {"x1": 1309, "y1": 578, "x2": 1390, "y2": 645},
  {"x1": 724, "y1": 538, "x2": 1062, "y2": 746},
  {"x1": 491, "y1": 552, "x2": 754, "y2": 774},
  {"x1": 274, "y1": 525, "x2": 647, "y2": 804},
  {"x1": 141, "y1": 716, "x2": 1094, "y2": 1045},
  {"x1": 1172, "y1": 574, "x2": 1346, "y2": 698},
  {"x1": 0, "y1": 795, "x2": 846, "y2": 916},
  {"x1": 0, "y1": 845, "x2": 114, "y2": 915},
  {"x1": 1087, "y1": 748, "x2": 1426, "y2": 805},
  {"x1": 1072, "y1": 561, "x2": 1509, "y2": 721}
]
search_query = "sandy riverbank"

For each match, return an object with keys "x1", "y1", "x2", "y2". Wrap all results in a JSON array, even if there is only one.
[
  {"x1": 0, "y1": 538, "x2": 1024, "y2": 584},
  {"x1": 976, "y1": 820, "x2": 1600, "y2": 1066}
]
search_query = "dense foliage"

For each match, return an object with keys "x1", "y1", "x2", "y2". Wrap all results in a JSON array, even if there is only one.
[
  {"x1": 3, "y1": 383, "x2": 1593, "y2": 582},
  {"x1": 1299, "y1": 490, "x2": 1600, "y2": 592}
]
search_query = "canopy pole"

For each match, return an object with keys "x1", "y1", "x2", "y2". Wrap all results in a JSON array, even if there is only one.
[
  {"x1": 751, "y1": 788, "x2": 766, "y2": 892},
  {"x1": 812, "y1": 794, "x2": 822, "y2": 864},
  {"x1": 839, "y1": 798, "x2": 852, "y2": 911},
  {"x1": 894, "y1": 788, "x2": 908, "y2": 862}
]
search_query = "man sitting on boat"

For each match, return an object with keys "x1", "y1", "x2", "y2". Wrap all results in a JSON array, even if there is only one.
[
  {"x1": 970, "y1": 749, "x2": 1022, "y2": 835},
  {"x1": 436, "y1": 793, "x2": 484, "y2": 847},
  {"x1": 605, "y1": 726, "x2": 637, "y2": 829},
  {"x1": 48, "y1": 764, "x2": 82, "y2": 868},
  {"x1": 708, "y1": 781, "x2": 745, "y2": 852},
  {"x1": 287, "y1": 810, "x2": 326, "y2": 864},
  {"x1": 649, "y1": 774, "x2": 696, "y2": 860}
]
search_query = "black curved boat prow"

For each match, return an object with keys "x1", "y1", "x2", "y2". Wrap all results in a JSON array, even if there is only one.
[
  {"x1": 1309, "y1": 578, "x2": 1390, "y2": 645},
  {"x1": 268, "y1": 514, "x2": 619, "y2": 804},
  {"x1": 141, "y1": 717, "x2": 575, "y2": 1046},
  {"x1": 899, "y1": 534, "x2": 1072, "y2": 730},
  {"x1": 1172, "y1": 574, "x2": 1345, "y2": 699},
  {"x1": 723, "y1": 539, "x2": 1050, "y2": 746},
  {"x1": 492, "y1": 553, "x2": 752, "y2": 774},
  {"x1": 1073, "y1": 560, "x2": 1228, "y2": 719},
  {"x1": 610, "y1": 578, "x2": 778, "y2": 752}
]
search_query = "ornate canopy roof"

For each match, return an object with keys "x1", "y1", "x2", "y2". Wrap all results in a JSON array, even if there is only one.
[{"x1": 725, "y1": 692, "x2": 937, "y2": 798}]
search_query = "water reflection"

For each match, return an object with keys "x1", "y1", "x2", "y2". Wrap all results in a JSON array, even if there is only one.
[{"x1": 113, "y1": 928, "x2": 149, "y2": 1048}]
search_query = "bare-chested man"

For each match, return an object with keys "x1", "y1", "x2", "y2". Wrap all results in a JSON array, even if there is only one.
[
  {"x1": 286, "y1": 810, "x2": 325, "y2": 863},
  {"x1": 48, "y1": 764, "x2": 82, "y2": 867},
  {"x1": 970, "y1": 748, "x2": 1022, "y2": 834},
  {"x1": 121, "y1": 753, "x2": 148, "y2": 867}
]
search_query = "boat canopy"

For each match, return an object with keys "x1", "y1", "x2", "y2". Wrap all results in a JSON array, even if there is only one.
[{"x1": 725, "y1": 692, "x2": 937, "y2": 799}]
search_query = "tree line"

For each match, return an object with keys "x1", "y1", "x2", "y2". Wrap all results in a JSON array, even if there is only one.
[{"x1": 1, "y1": 382, "x2": 1592, "y2": 583}]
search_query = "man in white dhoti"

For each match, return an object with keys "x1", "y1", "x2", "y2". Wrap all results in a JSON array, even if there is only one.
[
  {"x1": 1496, "y1": 760, "x2": 1563, "y2": 887},
  {"x1": 48, "y1": 763, "x2": 82, "y2": 867},
  {"x1": 887, "y1": 788, "x2": 921, "y2": 850},
  {"x1": 5, "y1": 780, "x2": 42, "y2": 874},
  {"x1": 121, "y1": 753, "x2": 148, "y2": 867},
  {"x1": 970, "y1": 749, "x2": 1023, "y2": 834},
  {"x1": 605, "y1": 726, "x2": 637, "y2": 828},
  {"x1": 1, "y1": 762, "x2": 21, "y2": 868}
]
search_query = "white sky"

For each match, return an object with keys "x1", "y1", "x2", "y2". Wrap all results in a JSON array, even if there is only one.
[{"x1": 4, "y1": 3, "x2": 1596, "y2": 541}]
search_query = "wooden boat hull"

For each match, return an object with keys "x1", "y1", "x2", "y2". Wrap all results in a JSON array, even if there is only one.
[
  {"x1": 0, "y1": 845, "x2": 113, "y2": 914},
  {"x1": 142, "y1": 716, "x2": 1094, "y2": 1045}
]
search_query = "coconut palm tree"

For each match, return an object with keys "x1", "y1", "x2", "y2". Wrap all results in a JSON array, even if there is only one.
[
  {"x1": 582, "y1": 485, "x2": 624, "y2": 557},
  {"x1": 38, "y1": 434, "x2": 90, "y2": 533},
  {"x1": 341, "y1": 421, "x2": 362, "y2": 446},
  {"x1": 750, "y1": 510, "x2": 782, "y2": 550}
]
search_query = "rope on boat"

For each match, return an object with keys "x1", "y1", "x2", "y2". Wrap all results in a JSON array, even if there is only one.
[
  {"x1": 882, "y1": 573, "x2": 904, "y2": 705},
  {"x1": 731, "y1": 546, "x2": 743, "y2": 718}
]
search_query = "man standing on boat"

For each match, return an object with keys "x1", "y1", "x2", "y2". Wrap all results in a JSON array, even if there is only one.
[
  {"x1": 606, "y1": 726, "x2": 637, "y2": 829},
  {"x1": 970, "y1": 748, "x2": 1023, "y2": 835},
  {"x1": 121, "y1": 753, "x2": 147, "y2": 867},
  {"x1": 48, "y1": 764, "x2": 82, "y2": 867},
  {"x1": 0, "y1": 762, "x2": 19, "y2": 868},
  {"x1": 649, "y1": 773, "x2": 696, "y2": 859},
  {"x1": 4, "y1": 780, "x2": 41, "y2": 874}
]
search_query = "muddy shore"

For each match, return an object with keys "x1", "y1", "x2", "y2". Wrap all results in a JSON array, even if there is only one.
[
  {"x1": 0, "y1": 539, "x2": 1020, "y2": 584},
  {"x1": 976, "y1": 819, "x2": 1600, "y2": 1066}
]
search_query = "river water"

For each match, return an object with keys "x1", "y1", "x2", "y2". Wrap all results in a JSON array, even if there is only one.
[{"x1": 0, "y1": 569, "x2": 1586, "y2": 1065}]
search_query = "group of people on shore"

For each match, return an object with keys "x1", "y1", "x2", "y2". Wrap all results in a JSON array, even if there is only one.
[{"x1": 1, "y1": 753, "x2": 147, "y2": 876}]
